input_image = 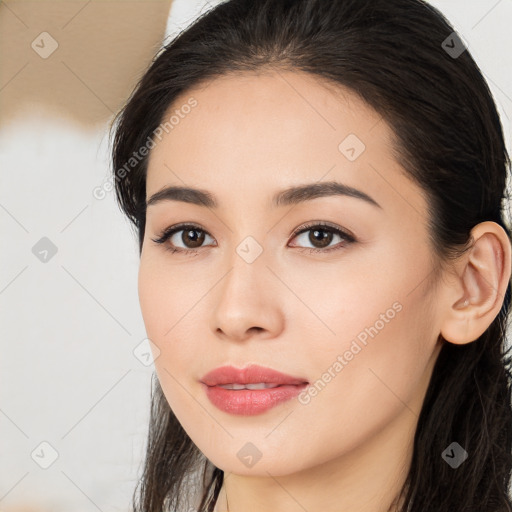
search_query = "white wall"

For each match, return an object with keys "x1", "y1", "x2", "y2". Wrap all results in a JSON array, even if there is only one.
[{"x1": 0, "y1": 1, "x2": 510, "y2": 510}]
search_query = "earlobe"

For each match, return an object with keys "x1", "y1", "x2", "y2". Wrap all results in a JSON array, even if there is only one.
[{"x1": 439, "y1": 221, "x2": 512, "y2": 345}]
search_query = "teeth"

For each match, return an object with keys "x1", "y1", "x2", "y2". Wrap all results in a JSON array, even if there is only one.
[{"x1": 218, "y1": 383, "x2": 281, "y2": 390}]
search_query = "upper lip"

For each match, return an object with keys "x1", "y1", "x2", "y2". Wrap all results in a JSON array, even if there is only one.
[{"x1": 200, "y1": 364, "x2": 309, "y2": 386}]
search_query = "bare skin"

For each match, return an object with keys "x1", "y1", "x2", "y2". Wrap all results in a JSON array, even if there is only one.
[{"x1": 137, "y1": 69, "x2": 511, "y2": 512}]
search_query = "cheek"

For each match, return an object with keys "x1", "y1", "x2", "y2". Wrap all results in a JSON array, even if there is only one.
[
  {"x1": 138, "y1": 261, "x2": 202, "y2": 422},
  {"x1": 137, "y1": 256, "x2": 203, "y2": 373},
  {"x1": 304, "y1": 263, "x2": 438, "y2": 428},
  {"x1": 288, "y1": 299, "x2": 435, "y2": 469},
  {"x1": 137, "y1": 255, "x2": 190, "y2": 337},
  {"x1": 137, "y1": 259, "x2": 164, "y2": 337},
  {"x1": 138, "y1": 259, "x2": 182, "y2": 367}
]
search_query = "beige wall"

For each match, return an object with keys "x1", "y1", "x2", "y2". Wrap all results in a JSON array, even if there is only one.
[{"x1": 0, "y1": 0, "x2": 173, "y2": 129}]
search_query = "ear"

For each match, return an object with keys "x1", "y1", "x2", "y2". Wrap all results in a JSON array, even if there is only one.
[{"x1": 439, "y1": 221, "x2": 511, "y2": 345}]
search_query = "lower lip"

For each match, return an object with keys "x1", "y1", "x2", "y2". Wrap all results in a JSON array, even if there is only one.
[{"x1": 202, "y1": 383, "x2": 309, "y2": 416}]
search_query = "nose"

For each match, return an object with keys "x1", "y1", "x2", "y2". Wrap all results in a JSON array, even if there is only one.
[{"x1": 209, "y1": 252, "x2": 284, "y2": 343}]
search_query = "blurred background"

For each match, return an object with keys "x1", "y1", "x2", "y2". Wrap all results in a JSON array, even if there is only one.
[{"x1": 0, "y1": 0, "x2": 511, "y2": 510}]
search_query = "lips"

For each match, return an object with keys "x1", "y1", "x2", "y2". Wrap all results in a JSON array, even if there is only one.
[
  {"x1": 200, "y1": 364, "x2": 309, "y2": 387},
  {"x1": 200, "y1": 364, "x2": 309, "y2": 416}
]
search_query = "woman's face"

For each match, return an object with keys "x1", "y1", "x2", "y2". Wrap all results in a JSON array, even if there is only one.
[{"x1": 138, "y1": 70, "x2": 444, "y2": 476}]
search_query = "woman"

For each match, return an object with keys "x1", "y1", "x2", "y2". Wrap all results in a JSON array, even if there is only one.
[{"x1": 110, "y1": 0, "x2": 512, "y2": 510}]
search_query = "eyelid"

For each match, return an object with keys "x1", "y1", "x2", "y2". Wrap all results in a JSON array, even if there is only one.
[
  {"x1": 152, "y1": 221, "x2": 206, "y2": 237},
  {"x1": 151, "y1": 220, "x2": 356, "y2": 254},
  {"x1": 291, "y1": 220, "x2": 356, "y2": 242},
  {"x1": 150, "y1": 222, "x2": 215, "y2": 249}
]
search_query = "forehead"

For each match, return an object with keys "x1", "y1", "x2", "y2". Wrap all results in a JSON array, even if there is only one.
[{"x1": 145, "y1": 69, "x2": 427, "y2": 219}]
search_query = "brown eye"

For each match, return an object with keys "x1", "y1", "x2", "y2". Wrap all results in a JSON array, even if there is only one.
[
  {"x1": 151, "y1": 221, "x2": 355, "y2": 256},
  {"x1": 290, "y1": 222, "x2": 356, "y2": 254},
  {"x1": 180, "y1": 228, "x2": 206, "y2": 248},
  {"x1": 307, "y1": 227, "x2": 334, "y2": 249},
  {"x1": 151, "y1": 223, "x2": 215, "y2": 254}
]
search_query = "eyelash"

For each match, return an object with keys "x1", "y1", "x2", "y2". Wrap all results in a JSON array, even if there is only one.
[{"x1": 150, "y1": 221, "x2": 356, "y2": 256}]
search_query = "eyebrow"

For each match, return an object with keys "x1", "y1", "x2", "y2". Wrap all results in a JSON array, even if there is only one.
[{"x1": 146, "y1": 181, "x2": 382, "y2": 210}]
